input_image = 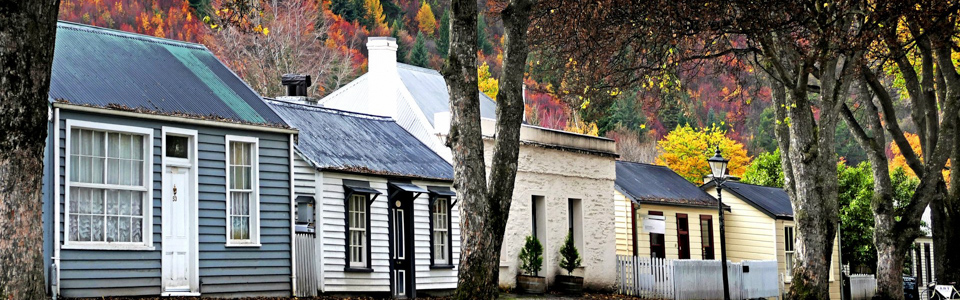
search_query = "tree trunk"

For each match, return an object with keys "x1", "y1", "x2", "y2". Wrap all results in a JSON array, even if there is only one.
[
  {"x1": 764, "y1": 50, "x2": 850, "y2": 299},
  {"x1": 932, "y1": 192, "x2": 960, "y2": 286},
  {"x1": 444, "y1": 0, "x2": 530, "y2": 299},
  {"x1": 0, "y1": 1, "x2": 61, "y2": 298}
]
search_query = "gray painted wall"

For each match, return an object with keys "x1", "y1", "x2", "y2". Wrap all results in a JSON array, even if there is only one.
[{"x1": 48, "y1": 110, "x2": 292, "y2": 298}]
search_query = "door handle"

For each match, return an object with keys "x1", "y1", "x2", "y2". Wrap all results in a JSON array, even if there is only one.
[{"x1": 173, "y1": 185, "x2": 178, "y2": 202}]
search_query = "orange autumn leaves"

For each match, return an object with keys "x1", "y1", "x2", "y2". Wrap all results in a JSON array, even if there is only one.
[
  {"x1": 890, "y1": 132, "x2": 951, "y2": 182},
  {"x1": 656, "y1": 124, "x2": 751, "y2": 183}
]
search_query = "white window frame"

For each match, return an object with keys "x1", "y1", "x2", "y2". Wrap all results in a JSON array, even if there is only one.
[
  {"x1": 347, "y1": 194, "x2": 368, "y2": 268},
  {"x1": 785, "y1": 225, "x2": 795, "y2": 280},
  {"x1": 63, "y1": 120, "x2": 154, "y2": 250},
  {"x1": 432, "y1": 197, "x2": 450, "y2": 265},
  {"x1": 224, "y1": 135, "x2": 261, "y2": 247}
]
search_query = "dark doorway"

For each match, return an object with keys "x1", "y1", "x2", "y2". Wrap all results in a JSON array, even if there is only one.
[{"x1": 388, "y1": 185, "x2": 417, "y2": 299}]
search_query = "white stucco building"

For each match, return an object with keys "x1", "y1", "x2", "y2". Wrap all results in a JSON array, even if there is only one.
[{"x1": 318, "y1": 37, "x2": 619, "y2": 291}]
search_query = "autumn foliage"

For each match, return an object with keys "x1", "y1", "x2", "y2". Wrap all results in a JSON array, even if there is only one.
[
  {"x1": 656, "y1": 124, "x2": 750, "y2": 183},
  {"x1": 889, "y1": 132, "x2": 951, "y2": 183}
]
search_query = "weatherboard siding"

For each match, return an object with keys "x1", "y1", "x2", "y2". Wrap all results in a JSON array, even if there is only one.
[
  {"x1": 319, "y1": 172, "x2": 391, "y2": 293},
  {"x1": 627, "y1": 201, "x2": 721, "y2": 260},
  {"x1": 52, "y1": 110, "x2": 292, "y2": 298},
  {"x1": 614, "y1": 192, "x2": 634, "y2": 256},
  {"x1": 307, "y1": 170, "x2": 457, "y2": 293},
  {"x1": 719, "y1": 189, "x2": 777, "y2": 263}
]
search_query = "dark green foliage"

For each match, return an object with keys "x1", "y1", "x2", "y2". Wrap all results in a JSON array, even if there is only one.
[
  {"x1": 390, "y1": 21, "x2": 409, "y2": 63},
  {"x1": 747, "y1": 106, "x2": 777, "y2": 155},
  {"x1": 558, "y1": 232, "x2": 582, "y2": 275},
  {"x1": 519, "y1": 235, "x2": 543, "y2": 276},
  {"x1": 477, "y1": 14, "x2": 493, "y2": 55},
  {"x1": 381, "y1": 0, "x2": 403, "y2": 25},
  {"x1": 436, "y1": 9, "x2": 450, "y2": 58},
  {"x1": 741, "y1": 149, "x2": 784, "y2": 188},
  {"x1": 835, "y1": 120, "x2": 867, "y2": 166},
  {"x1": 330, "y1": 0, "x2": 365, "y2": 23},
  {"x1": 410, "y1": 31, "x2": 429, "y2": 67},
  {"x1": 597, "y1": 93, "x2": 647, "y2": 138}
]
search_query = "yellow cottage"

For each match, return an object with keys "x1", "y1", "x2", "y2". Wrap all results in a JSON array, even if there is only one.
[
  {"x1": 614, "y1": 161, "x2": 725, "y2": 260},
  {"x1": 701, "y1": 180, "x2": 842, "y2": 299}
]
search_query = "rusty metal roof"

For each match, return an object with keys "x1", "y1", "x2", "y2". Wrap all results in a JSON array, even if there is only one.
[
  {"x1": 616, "y1": 161, "x2": 721, "y2": 208},
  {"x1": 265, "y1": 99, "x2": 453, "y2": 181},
  {"x1": 49, "y1": 21, "x2": 285, "y2": 125}
]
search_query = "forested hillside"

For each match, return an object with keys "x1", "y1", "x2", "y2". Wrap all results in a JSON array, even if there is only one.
[{"x1": 58, "y1": 0, "x2": 873, "y2": 162}]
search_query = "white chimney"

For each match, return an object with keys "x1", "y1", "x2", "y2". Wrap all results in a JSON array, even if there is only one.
[{"x1": 366, "y1": 37, "x2": 400, "y2": 117}]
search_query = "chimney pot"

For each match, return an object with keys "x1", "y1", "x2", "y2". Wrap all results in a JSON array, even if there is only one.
[{"x1": 281, "y1": 74, "x2": 312, "y2": 97}]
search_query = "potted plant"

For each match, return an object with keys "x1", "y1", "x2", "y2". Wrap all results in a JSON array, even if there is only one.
[
  {"x1": 516, "y1": 235, "x2": 545, "y2": 294},
  {"x1": 556, "y1": 232, "x2": 583, "y2": 295}
]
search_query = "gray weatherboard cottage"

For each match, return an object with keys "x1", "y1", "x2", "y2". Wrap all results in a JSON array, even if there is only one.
[{"x1": 42, "y1": 22, "x2": 298, "y2": 298}]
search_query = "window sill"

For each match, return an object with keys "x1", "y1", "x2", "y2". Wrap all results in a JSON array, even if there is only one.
[
  {"x1": 62, "y1": 243, "x2": 155, "y2": 251},
  {"x1": 430, "y1": 264, "x2": 456, "y2": 270},
  {"x1": 225, "y1": 242, "x2": 261, "y2": 247},
  {"x1": 344, "y1": 267, "x2": 374, "y2": 273}
]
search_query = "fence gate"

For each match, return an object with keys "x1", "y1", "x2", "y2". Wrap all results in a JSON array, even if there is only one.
[
  {"x1": 295, "y1": 231, "x2": 318, "y2": 297},
  {"x1": 617, "y1": 255, "x2": 675, "y2": 298}
]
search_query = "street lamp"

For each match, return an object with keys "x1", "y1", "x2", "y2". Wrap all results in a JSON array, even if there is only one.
[{"x1": 708, "y1": 147, "x2": 731, "y2": 300}]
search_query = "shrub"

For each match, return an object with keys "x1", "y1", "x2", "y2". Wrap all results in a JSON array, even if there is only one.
[
  {"x1": 518, "y1": 235, "x2": 543, "y2": 276},
  {"x1": 558, "y1": 232, "x2": 582, "y2": 275}
]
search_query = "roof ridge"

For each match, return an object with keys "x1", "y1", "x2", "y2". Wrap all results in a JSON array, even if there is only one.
[
  {"x1": 397, "y1": 62, "x2": 441, "y2": 74},
  {"x1": 617, "y1": 160, "x2": 669, "y2": 168},
  {"x1": 264, "y1": 98, "x2": 396, "y2": 122},
  {"x1": 57, "y1": 20, "x2": 206, "y2": 50},
  {"x1": 725, "y1": 180, "x2": 783, "y2": 189}
]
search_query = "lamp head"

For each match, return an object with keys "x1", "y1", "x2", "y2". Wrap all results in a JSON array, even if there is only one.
[{"x1": 707, "y1": 147, "x2": 729, "y2": 180}]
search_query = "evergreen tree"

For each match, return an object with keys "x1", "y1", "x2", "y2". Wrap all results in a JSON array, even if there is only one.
[
  {"x1": 476, "y1": 14, "x2": 493, "y2": 54},
  {"x1": 558, "y1": 232, "x2": 582, "y2": 275},
  {"x1": 390, "y1": 21, "x2": 409, "y2": 63},
  {"x1": 437, "y1": 9, "x2": 450, "y2": 57},
  {"x1": 410, "y1": 31, "x2": 429, "y2": 67}
]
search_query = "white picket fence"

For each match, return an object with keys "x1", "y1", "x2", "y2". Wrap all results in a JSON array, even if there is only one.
[
  {"x1": 617, "y1": 256, "x2": 675, "y2": 298},
  {"x1": 849, "y1": 274, "x2": 877, "y2": 300},
  {"x1": 616, "y1": 255, "x2": 779, "y2": 300}
]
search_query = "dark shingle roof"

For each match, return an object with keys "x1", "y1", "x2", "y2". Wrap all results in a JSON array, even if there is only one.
[
  {"x1": 397, "y1": 63, "x2": 496, "y2": 125},
  {"x1": 50, "y1": 21, "x2": 284, "y2": 125},
  {"x1": 702, "y1": 181, "x2": 793, "y2": 219},
  {"x1": 265, "y1": 99, "x2": 453, "y2": 181},
  {"x1": 615, "y1": 161, "x2": 720, "y2": 208}
]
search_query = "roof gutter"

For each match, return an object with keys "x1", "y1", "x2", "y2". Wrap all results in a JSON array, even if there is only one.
[{"x1": 54, "y1": 102, "x2": 298, "y2": 134}]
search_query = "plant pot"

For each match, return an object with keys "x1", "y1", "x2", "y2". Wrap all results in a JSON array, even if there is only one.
[
  {"x1": 555, "y1": 275, "x2": 584, "y2": 295},
  {"x1": 517, "y1": 274, "x2": 546, "y2": 294}
]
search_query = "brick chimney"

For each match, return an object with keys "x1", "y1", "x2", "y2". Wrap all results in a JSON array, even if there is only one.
[{"x1": 366, "y1": 37, "x2": 399, "y2": 117}]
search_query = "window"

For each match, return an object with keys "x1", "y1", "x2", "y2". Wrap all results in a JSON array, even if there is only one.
[
  {"x1": 701, "y1": 215, "x2": 715, "y2": 259},
  {"x1": 649, "y1": 211, "x2": 665, "y2": 258},
  {"x1": 785, "y1": 226, "x2": 795, "y2": 275},
  {"x1": 568, "y1": 198, "x2": 583, "y2": 255},
  {"x1": 677, "y1": 214, "x2": 690, "y2": 259},
  {"x1": 226, "y1": 136, "x2": 259, "y2": 246},
  {"x1": 924, "y1": 243, "x2": 932, "y2": 283},
  {"x1": 532, "y1": 195, "x2": 546, "y2": 241},
  {"x1": 66, "y1": 122, "x2": 151, "y2": 249},
  {"x1": 348, "y1": 194, "x2": 369, "y2": 268},
  {"x1": 432, "y1": 197, "x2": 451, "y2": 265}
]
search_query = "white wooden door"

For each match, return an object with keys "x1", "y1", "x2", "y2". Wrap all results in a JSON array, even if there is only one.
[{"x1": 162, "y1": 164, "x2": 195, "y2": 293}]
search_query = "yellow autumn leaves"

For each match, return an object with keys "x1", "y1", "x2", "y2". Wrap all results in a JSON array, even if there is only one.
[{"x1": 655, "y1": 124, "x2": 751, "y2": 183}]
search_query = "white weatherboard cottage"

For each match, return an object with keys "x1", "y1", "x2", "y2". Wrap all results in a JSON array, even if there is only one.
[
  {"x1": 265, "y1": 96, "x2": 459, "y2": 298},
  {"x1": 319, "y1": 37, "x2": 619, "y2": 291}
]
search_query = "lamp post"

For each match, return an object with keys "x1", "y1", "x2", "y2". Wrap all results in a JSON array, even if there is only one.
[{"x1": 708, "y1": 147, "x2": 731, "y2": 300}]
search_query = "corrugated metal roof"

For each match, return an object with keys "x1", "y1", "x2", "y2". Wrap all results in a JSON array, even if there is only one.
[
  {"x1": 397, "y1": 63, "x2": 497, "y2": 125},
  {"x1": 50, "y1": 21, "x2": 285, "y2": 125},
  {"x1": 615, "y1": 161, "x2": 720, "y2": 208},
  {"x1": 265, "y1": 99, "x2": 453, "y2": 181},
  {"x1": 703, "y1": 181, "x2": 793, "y2": 218}
]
